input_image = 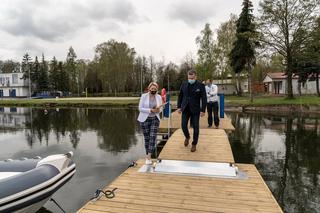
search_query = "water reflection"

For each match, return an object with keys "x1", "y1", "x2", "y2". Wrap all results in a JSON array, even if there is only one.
[
  {"x1": 0, "y1": 107, "x2": 144, "y2": 213},
  {"x1": 0, "y1": 107, "x2": 139, "y2": 152},
  {"x1": 228, "y1": 112, "x2": 320, "y2": 213}
]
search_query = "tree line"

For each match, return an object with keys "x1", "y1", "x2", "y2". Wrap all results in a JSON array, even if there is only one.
[
  {"x1": 195, "y1": 0, "x2": 319, "y2": 99},
  {"x1": 0, "y1": 0, "x2": 319, "y2": 98}
]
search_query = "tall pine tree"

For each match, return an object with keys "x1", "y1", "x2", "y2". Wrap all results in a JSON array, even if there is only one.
[
  {"x1": 66, "y1": 47, "x2": 77, "y2": 95},
  {"x1": 49, "y1": 57, "x2": 59, "y2": 91},
  {"x1": 57, "y1": 61, "x2": 69, "y2": 92},
  {"x1": 38, "y1": 54, "x2": 49, "y2": 91},
  {"x1": 32, "y1": 56, "x2": 40, "y2": 92},
  {"x1": 230, "y1": 0, "x2": 258, "y2": 101},
  {"x1": 21, "y1": 53, "x2": 32, "y2": 97},
  {"x1": 196, "y1": 23, "x2": 217, "y2": 80}
]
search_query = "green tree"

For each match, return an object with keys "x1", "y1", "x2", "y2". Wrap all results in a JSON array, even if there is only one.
[
  {"x1": 230, "y1": 0, "x2": 258, "y2": 101},
  {"x1": 258, "y1": 0, "x2": 319, "y2": 99},
  {"x1": 270, "y1": 54, "x2": 285, "y2": 72},
  {"x1": 32, "y1": 56, "x2": 40, "y2": 92},
  {"x1": 196, "y1": 23, "x2": 217, "y2": 81},
  {"x1": 38, "y1": 54, "x2": 49, "y2": 91},
  {"x1": 293, "y1": 17, "x2": 320, "y2": 96},
  {"x1": 66, "y1": 46, "x2": 78, "y2": 95},
  {"x1": 94, "y1": 40, "x2": 135, "y2": 94},
  {"x1": 84, "y1": 63, "x2": 102, "y2": 93},
  {"x1": 215, "y1": 14, "x2": 238, "y2": 80},
  {"x1": 57, "y1": 61, "x2": 69, "y2": 92},
  {"x1": 49, "y1": 56, "x2": 59, "y2": 91},
  {"x1": 0, "y1": 60, "x2": 20, "y2": 73},
  {"x1": 21, "y1": 53, "x2": 32, "y2": 97},
  {"x1": 76, "y1": 59, "x2": 89, "y2": 94}
]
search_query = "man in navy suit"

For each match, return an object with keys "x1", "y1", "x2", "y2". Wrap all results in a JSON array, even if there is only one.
[{"x1": 177, "y1": 70, "x2": 207, "y2": 152}]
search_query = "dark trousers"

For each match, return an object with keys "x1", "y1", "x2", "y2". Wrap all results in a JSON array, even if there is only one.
[
  {"x1": 207, "y1": 101, "x2": 219, "y2": 127},
  {"x1": 181, "y1": 107, "x2": 200, "y2": 145}
]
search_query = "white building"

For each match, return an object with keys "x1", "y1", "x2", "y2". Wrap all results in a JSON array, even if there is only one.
[
  {"x1": 212, "y1": 79, "x2": 249, "y2": 95},
  {"x1": 0, "y1": 107, "x2": 30, "y2": 128},
  {"x1": 263, "y1": 72, "x2": 318, "y2": 95},
  {"x1": 0, "y1": 72, "x2": 30, "y2": 97}
]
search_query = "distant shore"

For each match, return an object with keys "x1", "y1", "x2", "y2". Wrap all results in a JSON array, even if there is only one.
[
  {"x1": 0, "y1": 96, "x2": 319, "y2": 114},
  {"x1": 0, "y1": 97, "x2": 140, "y2": 107}
]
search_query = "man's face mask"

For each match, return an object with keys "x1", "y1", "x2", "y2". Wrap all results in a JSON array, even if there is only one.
[{"x1": 188, "y1": 79, "x2": 196, "y2": 84}]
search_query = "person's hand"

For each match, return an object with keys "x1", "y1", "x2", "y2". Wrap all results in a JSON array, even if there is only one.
[
  {"x1": 177, "y1": 108, "x2": 182, "y2": 114},
  {"x1": 151, "y1": 108, "x2": 160, "y2": 113},
  {"x1": 200, "y1": 112, "x2": 205, "y2": 117}
]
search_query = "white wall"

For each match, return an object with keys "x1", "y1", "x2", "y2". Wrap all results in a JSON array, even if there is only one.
[
  {"x1": 292, "y1": 79, "x2": 318, "y2": 95},
  {"x1": 0, "y1": 87, "x2": 29, "y2": 97},
  {"x1": 217, "y1": 84, "x2": 236, "y2": 95},
  {"x1": 0, "y1": 73, "x2": 29, "y2": 97}
]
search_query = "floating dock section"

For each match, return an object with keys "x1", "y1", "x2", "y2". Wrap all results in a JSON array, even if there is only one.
[{"x1": 77, "y1": 111, "x2": 282, "y2": 213}]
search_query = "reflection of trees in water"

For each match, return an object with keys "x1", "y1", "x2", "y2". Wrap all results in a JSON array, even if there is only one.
[
  {"x1": 229, "y1": 112, "x2": 320, "y2": 213},
  {"x1": 23, "y1": 108, "x2": 137, "y2": 152},
  {"x1": 87, "y1": 108, "x2": 137, "y2": 152}
]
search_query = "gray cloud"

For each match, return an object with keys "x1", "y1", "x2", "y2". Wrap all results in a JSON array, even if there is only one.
[
  {"x1": 168, "y1": 0, "x2": 218, "y2": 26},
  {"x1": 0, "y1": 0, "x2": 141, "y2": 42}
]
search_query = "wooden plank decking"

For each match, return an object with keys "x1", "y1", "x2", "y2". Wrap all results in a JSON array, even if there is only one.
[
  {"x1": 77, "y1": 113, "x2": 283, "y2": 213},
  {"x1": 78, "y1": 159, "x2": 282, "y2": 213},
  {"x1": 159, "y1": 110, "x2": 235, "y2": 131},
  {"x1": 159, "y1": 129, "x2": 234, "y2": 163}
]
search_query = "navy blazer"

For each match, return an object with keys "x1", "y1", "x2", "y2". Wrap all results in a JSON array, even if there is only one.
[{"x1": 177, "y1": 81, "x2": 207, "y2": 114}]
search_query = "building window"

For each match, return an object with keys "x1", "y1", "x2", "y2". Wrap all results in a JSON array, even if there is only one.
[
  {"x1": 10, "y1": 107, "x2": 17, "y2": 113},
  {"x1": 6, "y1": 77, "x2": 10, "y2": 86},
  {"x1": 0, "y1": 77, "x2": 4, "y2": 85},
  {"x1": 0, "y1": 90, "x2": 3, "y2": 97},
  {"x1": 12, "y1": 74, "x2": 18, "y2": 84},
  {"x1": 279, "y1": 81, "x2": 282, "y2": 90}
]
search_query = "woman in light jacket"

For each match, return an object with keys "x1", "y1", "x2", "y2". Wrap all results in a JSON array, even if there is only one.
[{"x1": 137, "y1": 82, "x2": 163, "y2": 165}]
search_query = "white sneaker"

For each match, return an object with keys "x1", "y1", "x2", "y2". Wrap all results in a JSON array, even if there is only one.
[{"x1": 145, "y1": 159, "x2": 152, "y2": 165}]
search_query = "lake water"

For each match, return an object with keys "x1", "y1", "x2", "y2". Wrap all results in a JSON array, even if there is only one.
[{"x1": 0, "y1": 107, "x2": 319, "y2": 213}]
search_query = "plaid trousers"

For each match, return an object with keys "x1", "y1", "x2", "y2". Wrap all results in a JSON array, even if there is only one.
[{"x1": 140, "y1": 116, "x2": 160, "y2": 155}]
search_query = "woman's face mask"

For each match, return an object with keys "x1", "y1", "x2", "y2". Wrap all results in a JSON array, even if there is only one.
[{"x1": 150, "y1": 90, "x2": 157, "y2": 95}]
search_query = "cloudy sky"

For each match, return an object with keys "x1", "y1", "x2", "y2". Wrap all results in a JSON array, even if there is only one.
[{"x1": 0, "y1": 0, "x2": 260, "y2": 64}]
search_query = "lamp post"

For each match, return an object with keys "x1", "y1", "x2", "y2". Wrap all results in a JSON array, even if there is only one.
[
  {"x1": 28, "y1": 61, "x2": 31, "y2": 99},
  {"x1": 140, "y1": 64, "x2": 142, "y2": 95}
]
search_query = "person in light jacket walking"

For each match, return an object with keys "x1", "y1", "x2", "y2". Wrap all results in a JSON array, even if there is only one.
[
  {"x1": 137, "y1": 82, "x2": 163, "y2": 165},
  {"x1": 205, "y1": 79, "x2": 219, "y2": 128}
]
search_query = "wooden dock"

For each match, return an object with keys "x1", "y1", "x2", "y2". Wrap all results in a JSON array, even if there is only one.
[{"x1": 77, "y1": 113, "x2": 283, "y2": 213}]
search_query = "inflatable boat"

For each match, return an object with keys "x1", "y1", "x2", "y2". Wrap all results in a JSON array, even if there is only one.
[{"x1": 0, "y1": 152, "x2": 76, "y2": 213}]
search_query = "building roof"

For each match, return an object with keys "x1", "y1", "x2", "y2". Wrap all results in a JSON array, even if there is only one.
[
  {"x1": 267, "y1": 72, "x2": 286, "y2": 79},
  {"x1": 263, "y1": 72, "x2": 299, "y2": 82}
]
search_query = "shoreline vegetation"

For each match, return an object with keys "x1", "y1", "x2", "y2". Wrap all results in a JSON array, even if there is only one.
[{"x1": 0, "y1": 95, "x2": 319, "y2": 108}]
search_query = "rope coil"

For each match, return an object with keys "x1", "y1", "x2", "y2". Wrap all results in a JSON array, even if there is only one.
[
  {"x1": 128, "y1": 161, "x2": 137, "y2": 168},
  {"x1": 91, "y1": 188, "x2": 118, "y2": 200}
]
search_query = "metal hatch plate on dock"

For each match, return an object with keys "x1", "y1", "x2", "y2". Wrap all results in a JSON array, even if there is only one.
[{"x1": 138, "y1": 160, "x2": 246, "y2": 178}]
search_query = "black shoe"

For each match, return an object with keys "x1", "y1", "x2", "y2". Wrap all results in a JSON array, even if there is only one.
[{"x1": 208, "y1": 125, "x2": 212, "y2": 128}]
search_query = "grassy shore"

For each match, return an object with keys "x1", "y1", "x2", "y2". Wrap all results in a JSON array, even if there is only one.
[
  {"x1": 225, "y1": 95, "x2": 320, "y2": 106},
  {"x1": 170, "y1": 95, "x2": 320, "y2": 106},
  {"x1": 0, "y1": 95, "x2": 319, "y2": 107},
  {"x1": 0, "y1": 97, "x2": 139, "y2": 107}
]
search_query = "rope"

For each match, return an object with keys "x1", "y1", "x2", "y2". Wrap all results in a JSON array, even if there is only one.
[
  {"x1": 128, "y1": 161, "x2": 137, "y2": 168},
  {"x1": 50, "y1": 198, "x2": 66, "y2": 213},
  {"x1": 91, "y1": 188, "x2": 118, "y2": 200}
]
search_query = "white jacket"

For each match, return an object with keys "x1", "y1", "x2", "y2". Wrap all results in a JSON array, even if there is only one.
[
  {"x1": 137, "y1": 93, "x2": 163, "y2": 122},
  {"x1": 205, "y1": 84, "x2": 219, "y2": 102}
]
